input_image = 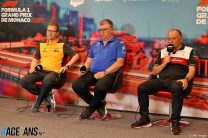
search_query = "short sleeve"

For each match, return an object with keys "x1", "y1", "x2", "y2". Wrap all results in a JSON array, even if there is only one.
[
  {"x1": 34, "y1": 45, "x2": 40, "y2": 60},
  {"x1": 63, "y1": 44, "x2": 76, "y2": 57},
  {"x1": 189, "y1": 49, "x2": 197, "y2": 66}
]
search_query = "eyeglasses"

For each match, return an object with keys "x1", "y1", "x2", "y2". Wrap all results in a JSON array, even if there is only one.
[
  {"x1": 167, "y1": 37, "x2": 178, "y2": 41},
  {"x1": 98, "y1": 28, "x2": 111, "y2": 33},
  {"x1": 47, "y1": 29, "x2": 58, "y2": 33}
]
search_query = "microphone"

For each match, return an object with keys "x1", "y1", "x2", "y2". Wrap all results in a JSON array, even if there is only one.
[
  {"x1": 56, "y1": 73, "x2": 62, "y2": 82},
  {"x1": 80, "y1": 65, "x2": 87, "y2": 73},
  {"x1": 35, "y1": 65, "x2": 43, "y2": 72},
  {"x1": 167, "y1": 44, "x2": 174, "y2": 56}
]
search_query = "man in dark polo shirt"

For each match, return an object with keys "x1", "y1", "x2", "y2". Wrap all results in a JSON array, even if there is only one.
[
  {"x1": 131, "y1": 29, "x2": 197, "y2": 135},
  {"x1": 72, "y1": 19, "x2": 126, "y2": 120}
]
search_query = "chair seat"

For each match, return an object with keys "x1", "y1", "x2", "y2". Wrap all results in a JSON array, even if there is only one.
[
  {"x1": 89, "y1": 86, "x2": 95, "y2": 91},
  {"x1": 34, "y1": 81, "x2": 42, "y2": 86},
  {"x1": 154, "y1": 91, "x2": 172, "y2": 99}
]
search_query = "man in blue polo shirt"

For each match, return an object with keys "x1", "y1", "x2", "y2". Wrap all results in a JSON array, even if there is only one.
[{"x1": 72, "y1": 19, "x2": 126, "y2": 119}]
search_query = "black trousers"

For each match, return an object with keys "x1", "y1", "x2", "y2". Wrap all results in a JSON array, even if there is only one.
[
  {"x1": 138, "y1": 78, "x2": 192, "y2": 120},
  {"x1": 72, "y1": 71, "x2": 116, "y2": 109},
  {"x1": 20, "y1": 71, "x2": 60, "y2": 104}
]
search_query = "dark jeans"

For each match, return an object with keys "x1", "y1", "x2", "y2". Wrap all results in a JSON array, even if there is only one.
[
  {"x1": 20, "y1": 71, "x2": 60, "y2": 104},
  {"x1": 72, "y1": 71, "x2": 116, "y2": 109},
  {"x1": 138, "y1": 78, "x2": 192, "y2": 120}
]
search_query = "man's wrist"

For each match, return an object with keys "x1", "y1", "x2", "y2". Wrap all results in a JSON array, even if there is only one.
[
  {"x1": 104, "y1": 70, "x2": 108, "y2": 75},
  {"x1": 65, "y1": 65, "x2": 70, "y2": 69},
  {"x1": 185, "y1": 77, "x2": 190, "y2": 82}
]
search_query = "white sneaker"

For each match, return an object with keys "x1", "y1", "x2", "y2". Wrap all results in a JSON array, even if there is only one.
[
  {"x1": 31, "y1": 96, "x2": 40, "y2": 112},
  {"x1": 45, "y1": 91, "x2": 56, "y2": 110}
]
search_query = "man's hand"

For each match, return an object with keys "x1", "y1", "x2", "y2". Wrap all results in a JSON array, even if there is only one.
[
  {"x1": 28, "y1": 68, "x2": 35, "y2": 73},
  {"x1": 80, "y1": 71, "x2": 87, "y2": 76},
  {"x1": 163, "y1": 56, "x2": 171, "y2": 65},
  {"x1": 152, "y1": 56, "x2": 171, "y2": 75},
  {"x1": 94, "y1": 71, "x2": 105, "y2": 79},
  {"x1": 59, "y1": 66, "x2": 68, "y2": 73},
  {"x1": 176, "y1": 79, "x2": 188, "y2": 90}
]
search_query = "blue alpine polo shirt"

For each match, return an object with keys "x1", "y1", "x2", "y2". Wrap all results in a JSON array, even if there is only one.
[{"x1": 88, "y1": 36, "x2": 126, "y2": 73}]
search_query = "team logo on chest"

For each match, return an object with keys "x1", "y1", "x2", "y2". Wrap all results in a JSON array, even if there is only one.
[
  {"x1": 109, "y1": 42, "x2": 115, "y2": 47},
  {"x1": 43, "y1": 47, "x2": 47, "y2": 52},
  {"x1": 53, "y1": 48, "x2": 60, "y2": 52}
]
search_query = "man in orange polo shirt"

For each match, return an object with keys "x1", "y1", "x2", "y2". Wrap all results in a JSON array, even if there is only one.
[{"x1": 20, "y1": 22, "x2": 79, "y2": 112}]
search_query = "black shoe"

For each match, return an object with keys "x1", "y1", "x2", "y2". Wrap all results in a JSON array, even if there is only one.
[
  {"x1": 131, "y1": 116, "x2": 152, "y2": 128},
  {"x1": 171, "y1": 120, "x2": 181, "y2": 135},
  {"x1": 97, "y1": 100, "x2": 107, "y2": 119},
  {"x1": 79, "y1": 107, "x2": 96, "y2": 119}
]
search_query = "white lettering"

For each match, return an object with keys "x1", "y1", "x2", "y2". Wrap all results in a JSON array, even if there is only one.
[
  {"x1": 8, "y1": 18, "x2": 31, "y2": 22},
  {"x1": 7, "y1": 13, "x2": 19, "y2": 17},
  {"x1": 197, "y1": 6, "x2": 208, "y2": 12},
  {"x1": 1, "y1": 8, "x2": 28, "y2": 12},
  {"x1": 19, "y1": 13, "x2": 32, "y2": 17},
  {"x1": 196, "y1": 19, "x2": 207, "y2": 24},
  {"x1": 1, "y1": 13, "x2": 7, "y2": 17},
  {"x1": 1, "y1": 18, "x2": 7, "y2": 22},
  {"x1": 197, "y1": 13, "x2": 207, "y2": 18},
  {"x1": 27, "y1": 8, "x2": 30, "y2": 12}
]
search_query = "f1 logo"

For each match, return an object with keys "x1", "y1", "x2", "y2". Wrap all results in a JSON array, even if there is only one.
[
  {"x1": 197, "y1": 0, "x2": 208, "y2": 6},
  {"x1": 2, "y1": 1, "x2": 18, "y2": 8}
]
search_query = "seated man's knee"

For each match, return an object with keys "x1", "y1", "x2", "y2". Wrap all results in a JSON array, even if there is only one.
[
  {"x1": 20, "y1": 77, "x2": 29, "y2": 88},
  {"x1": 42, "y1": 81, "x2": 55, "y2": 88},
  {"x1": 172, "y1": 83, "x2": 183, "y2": 94},
  {"x1": 94, "y1": 85, "x2": 108, "y2": 93},
  {"x1": 72, "y1": 79, "x2": 86, "y2": 93},
  {"x1": 137, "y1": 83, "x2": 148, "y2": 94}
]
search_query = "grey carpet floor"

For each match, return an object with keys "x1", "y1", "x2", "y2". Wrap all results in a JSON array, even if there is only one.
[{"x1": 0, "y1": 97, "x2": 207, "y2": 138}]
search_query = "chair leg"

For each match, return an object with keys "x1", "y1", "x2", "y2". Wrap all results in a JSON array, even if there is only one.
[
  {"x1": 152, "y1": 118, "x2": 190, "y2": 127},
  {"x1": 90, "y1": 111, "x2": 122, "y2": 120},
  {"x1": 89, "y1": 98, "x2": 122, "y2": 120},
  {"x1": 179, "y1": 120, "x2": 190, "y2": 127},
  {"x1": 152, "y1": 118, "x2": 172, "y2": 127},
  {"x1": 39, "y1": 103, "x2": 66, "y2": 112},
  {"x1": 152, "y1": 103, "x2": 190, "y2": 127}
]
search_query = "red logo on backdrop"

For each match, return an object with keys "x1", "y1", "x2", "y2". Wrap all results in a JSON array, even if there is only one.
[
  {"x1": 2, "y1": 1, "x2": 18, "y2": 8},
  {"x1": 197, "y1": 0, "x2": 208, "y2": 6}
]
